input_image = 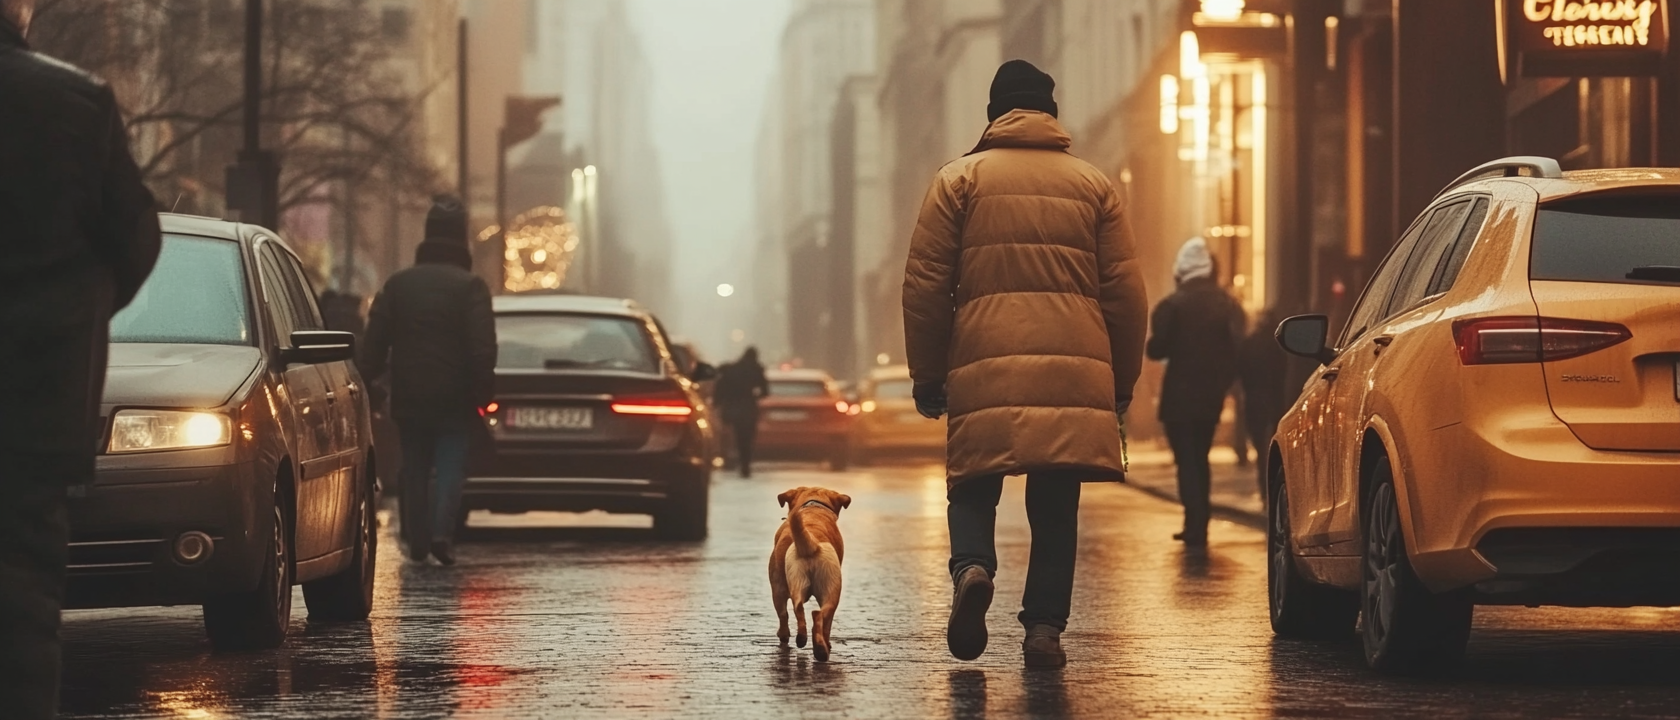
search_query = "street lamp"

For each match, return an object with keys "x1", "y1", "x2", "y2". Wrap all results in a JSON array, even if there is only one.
[{"x1": 716, "y1": 283, "x2": 735, "y2": 298}]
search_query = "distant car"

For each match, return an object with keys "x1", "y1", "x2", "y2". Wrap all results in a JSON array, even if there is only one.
[
  {"x1": 756, "y1": 369, "x2": 853, "y2": 470},
  {"x1": 71, "y1": 214, "x2": 376, "y2": 651},
  {"x1": 1267, "y1": 158, "x2": 1680, "y2": 674},
  {"x1": 468, "y1": 295, "x2": 716, "y2": 540},
  {"x1": 851, "y1": 366, "x2": 945, "y2": 463}
]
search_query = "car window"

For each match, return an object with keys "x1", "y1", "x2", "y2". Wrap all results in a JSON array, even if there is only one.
[
  {"x1": 256, "y1": 247, "x2": 299, "y2": 341},
  {"x1": 495, "y1": 313, "x2": 658, "y2": 372},
  {"x1": 1429, "y1": 198, "x2": 1490, "y2": 295},
  {"x1": 110, "y1": 234, "x2": 253, "y2": 345},
  {"x1": 1386, "y1": 200, "x2": 1472, "y2": 316},
  {"x1": 872, "y1": 379, "x2": 914, "y2": 399},
  {"x1": 278, "y1": 251, "x2": 325, "y2": 331},
  {"x1": 770, "y1": 380, "x2": 830, "y2": 398},
  {"x1": 1530, "y1": 194, "x2": 1680, "y2": 285},
  {"x1": 1340, "y1": 210, "x2": 1431, "y2": 346}
]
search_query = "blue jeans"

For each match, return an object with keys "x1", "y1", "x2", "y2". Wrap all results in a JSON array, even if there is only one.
[{"x1": 397, "y1": 417, "x2": 471, "y2": 544}]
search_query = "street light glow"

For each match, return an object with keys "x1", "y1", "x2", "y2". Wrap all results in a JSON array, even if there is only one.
[{"x1": 716, "y1": 283, "x2": 735, "y2": 298}]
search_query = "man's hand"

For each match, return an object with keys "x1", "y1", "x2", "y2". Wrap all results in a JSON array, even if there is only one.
[{"x1": 913, "y1": 381, "x2": 948, "y2": 419}]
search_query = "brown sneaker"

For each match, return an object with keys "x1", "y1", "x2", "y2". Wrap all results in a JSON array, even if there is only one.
[
  {"x1": 1023, "y1": 624, "x2": 1067, "y2": 668},
  {"x1": 947, "y1": 566, "x2": 994, "y2": 661}
]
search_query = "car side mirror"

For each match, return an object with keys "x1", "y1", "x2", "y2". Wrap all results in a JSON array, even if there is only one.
[
  {"x1": 689, "y1": 362, "x2": 719, "y2": 382},
  {"x1": 1275, "y1": 315, "x2": 1337, "y2": 365},
  {"x1": 281, "y1": 330, "x2": 356, "y2": 365}
]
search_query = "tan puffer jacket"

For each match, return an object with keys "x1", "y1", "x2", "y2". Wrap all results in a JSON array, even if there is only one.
[{"x1": 902, "y1": 110, "x2": 1148, "y2": 489}]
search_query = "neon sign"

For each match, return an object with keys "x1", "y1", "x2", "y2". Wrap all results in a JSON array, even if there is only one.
[{"x1": 1507, "y1": 0, "x2": 1669, "y2": 76}]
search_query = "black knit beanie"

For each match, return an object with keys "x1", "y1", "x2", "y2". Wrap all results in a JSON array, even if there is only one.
[
  {"x1": 417, "y1": 194, "x2": 471, "y2": 270},
  {"x1": 987, "y1": 59, "x2": 1058, "y2": 122}
]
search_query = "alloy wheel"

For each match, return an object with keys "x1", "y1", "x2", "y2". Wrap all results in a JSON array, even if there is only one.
[
  {"x1": 1268, "y1": 489, "x2": 1291, "y2": 618},
  {"x1": 1363, "y1": 483, "x2": 1401, "y2": 647}
]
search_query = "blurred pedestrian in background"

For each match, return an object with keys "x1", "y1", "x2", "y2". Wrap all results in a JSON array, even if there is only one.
[
  {"x1": 0, "y1": 0, "x2": 162, "y2": 715},
  {"x1": 362, "y1": 196, "x2": 496, "y2": 566},
  {"x1": 903, "y1": 59, "x2": 1147, "y2": 668},
  {"x1": 1237, "y1": 307, "x2": 1290, "y2": 505},
  {"x1": 715, "y1": 346, "x2": 768, "y2": 478},
  {"x1": 1146, "y1": 237, "x2": 1246, "y2": 547}
]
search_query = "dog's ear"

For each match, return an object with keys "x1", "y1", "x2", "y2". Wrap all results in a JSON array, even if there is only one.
[
  {"x1": 777, "y1": 489, "x2": 798, "y2": 508},
  {"x1": 834, "y1": 493, "x2": 852, "y2": 510}
]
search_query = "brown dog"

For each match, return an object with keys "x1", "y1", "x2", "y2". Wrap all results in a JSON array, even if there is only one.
[{"x1": 770, "y1": 486, "x2": 851, "y2": 661}]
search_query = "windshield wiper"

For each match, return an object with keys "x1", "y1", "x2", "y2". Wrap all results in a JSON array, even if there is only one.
[{"x1": 1625, "y1": 265, "x2": 1680, "y2": 283}]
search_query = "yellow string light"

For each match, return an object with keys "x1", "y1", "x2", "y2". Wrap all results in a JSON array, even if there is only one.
[{"x1": 501, "y1": 206, "x2": 580, "y2": 293}]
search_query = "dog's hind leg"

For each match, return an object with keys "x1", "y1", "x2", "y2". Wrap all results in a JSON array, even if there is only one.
[
  {"x1": 792, "y1": 598, "x2": 809, "y2": 649},
  {"x1": 814, "y1": 581, "x2": 840, "y2": 662},
  {"x1": 770, "y1": 557, "x2": 791, "y2": 646}
]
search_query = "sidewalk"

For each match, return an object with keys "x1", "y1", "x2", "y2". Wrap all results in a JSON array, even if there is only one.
[{"x1": 1123, "y1": 443, "x2": 1265, "y2": 529}]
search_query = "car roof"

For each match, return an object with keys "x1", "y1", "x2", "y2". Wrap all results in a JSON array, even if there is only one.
[
  {"x1": 768, "y1": 368, "x2": 834, "y2": 383},
  {"x1": 1451, "y1": 168, "x2": 1680, "y2": 203},
  {"x1": 159, "y1": 213, "x2": 254, "y2": 242},
  {"x1": 493, "y1": 293, "x2": 646, "y2": 318}
]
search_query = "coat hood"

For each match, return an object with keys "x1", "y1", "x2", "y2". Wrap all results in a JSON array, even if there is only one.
[{"x1": 970, "y1": 110, "x2": 1072, "y2": 155}]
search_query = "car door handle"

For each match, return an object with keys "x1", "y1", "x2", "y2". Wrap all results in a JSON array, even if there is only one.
[
  {"x1": 1373, "y1": 335, "x2": 1395, "y2": 349},
  {"x1": 1320, "y1": 368, "x2": 1340, "y2": 381}
]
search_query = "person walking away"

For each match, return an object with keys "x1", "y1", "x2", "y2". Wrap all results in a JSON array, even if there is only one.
[
  {"x1": 0, "y1": 1, "x2": 162, "y2": 715},
  {"x1": 715, "y1": 346, "x2": 769, "y2": 477},
  {"x1": 362, "y1": 196, "x2": 496, "y2": 566},
  {"x1": 1237, "y1": 307, "x2": 1289, "y2": 504},
  {"x1": 903, "y1": 60, "x2": 1148, "y2": 668},
  {"x1": 1146, "y1": 237, "x2": 1246, "y2": 547}
]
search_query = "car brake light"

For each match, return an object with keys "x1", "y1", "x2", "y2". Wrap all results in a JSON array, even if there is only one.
[
  {"x1": 611, "y1": 398, "x2": 694, "y2": 417},
  {"x1": 835, "y1": 401, "x2": 850, "y2": 413},
  {"x1": 1452, "y1": 316, "x2": 1631, "y2": 365}
]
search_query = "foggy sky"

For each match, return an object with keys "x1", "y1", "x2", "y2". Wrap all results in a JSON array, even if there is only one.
[{"x1": 629, "y1": 0, "x2": 791, "y2": 361}]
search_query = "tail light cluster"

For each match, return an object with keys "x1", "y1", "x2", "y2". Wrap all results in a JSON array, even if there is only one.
[
  {"x1": 1451, "y1": 316, "x2": 1631, "y2": 365},
  {"x1": 610, "y1": 395, "x2": 694, "y2": 418}
]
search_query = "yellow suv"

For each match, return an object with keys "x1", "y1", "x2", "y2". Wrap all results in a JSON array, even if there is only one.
[{"x1": 1267, "y1": 157, "x2": 1680, "y2": 674}]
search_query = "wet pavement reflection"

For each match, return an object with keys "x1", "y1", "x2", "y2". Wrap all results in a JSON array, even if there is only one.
[{"x1": 58, "y1": 463, "x2": 1680, "y2": 718}]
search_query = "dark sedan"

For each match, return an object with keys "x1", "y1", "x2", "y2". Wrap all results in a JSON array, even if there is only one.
[
  {"x1": 69, "y1": 214, "x2": 377, "y2": 651},
  {"x1": 467, "y1": 295, "x2": 716, "y2": 540}
]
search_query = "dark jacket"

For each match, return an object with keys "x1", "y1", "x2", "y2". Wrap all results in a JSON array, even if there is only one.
[
  {"x1": 1145, "y1": 277, "x2": 1246, "y2": 424},
  {"x1": 362, "y1": 261, "x2": 497, "y2": 422},
  {"x1": 0, "y1": 20, "x2": 161, "y2": 451},
  {"x1": 1237, "y1": 317, "x2": 1289, "y2": 430},
  {"x1": 714, "y1": 358, "x2": 768, "y2": 425}
]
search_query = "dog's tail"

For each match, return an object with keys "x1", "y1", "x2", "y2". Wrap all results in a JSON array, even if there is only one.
[{"x1": 789, "y1": 506, "x2": 821, "y2": 558}]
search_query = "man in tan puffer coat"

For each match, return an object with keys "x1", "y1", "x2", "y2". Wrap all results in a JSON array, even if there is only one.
[{"x1": 903, "y1": 59, "x2": 1148, "y2": 667}]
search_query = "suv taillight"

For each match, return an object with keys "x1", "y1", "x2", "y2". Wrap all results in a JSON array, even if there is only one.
[
  {"x1": 1451, "y1": 316, "x2": 1631, "y2": 365},
  {"x1": 610, "y1": 396, "x2": 693, "y2": 418}
]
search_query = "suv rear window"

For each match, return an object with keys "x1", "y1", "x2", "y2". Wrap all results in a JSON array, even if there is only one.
[
  {"x1": 496, "y1": 314, "x2": 658, "y2": 372},
  {"x1": 770, "y1": 380, "x2": 829, "y2": 398},
  {"x1": 1531, "y1": 195, "x2": 1680, "y2": 285}
]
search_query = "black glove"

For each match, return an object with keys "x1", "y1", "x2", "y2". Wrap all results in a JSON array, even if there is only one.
[{"x1": 913, "y1": 381, "x2": 948, "y2": 420}]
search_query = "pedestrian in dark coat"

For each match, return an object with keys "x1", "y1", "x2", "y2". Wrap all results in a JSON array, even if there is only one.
[
  {"x1": 902, "y1": 60, "x2": 1148, "y2": 668},
  {"x1": 0, "y1": 3, "x2": 162, "y2": 716},
  {"x1": 1237, "y1": 307, "x2": 1289, "y2": 502},
  {"x1": 362, "y1": 196, "x2": 497, "y2": 565},
  {"x1": 714, "y1": 346, "x2": 768, "y2": 477},
  {"x1": 1146, "y1": 237, "x2": 1246, "y2": 547}
]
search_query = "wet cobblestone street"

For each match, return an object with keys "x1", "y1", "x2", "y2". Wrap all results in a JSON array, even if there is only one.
[{"x1": 58, "y1": 463, "x2": 1680, "y2": 719}]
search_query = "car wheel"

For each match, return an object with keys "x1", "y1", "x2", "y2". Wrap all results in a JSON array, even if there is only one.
[
  {"x1": 302, "y1": 483, "x2": 377, "y2": 622},
  {"x1": 204, "y1": 503, "x2": 292, "y2": 651},
  {"x1": 1268, "y1": 467, "x2": 1358, "y2": 639},
  {"x1": 1362, "y1": 457, "x2": 1473, "y2": 674},
  {"x1": 654, "y1": 471, "x2": 710, "y2": 541}
]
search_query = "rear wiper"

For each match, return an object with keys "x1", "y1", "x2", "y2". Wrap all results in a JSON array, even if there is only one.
[{"x1": 1625, "y1": 265, "x2": 1680, "y2": 283}]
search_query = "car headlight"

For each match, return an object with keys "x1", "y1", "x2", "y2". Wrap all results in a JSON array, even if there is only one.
[{"x1": 108, "y1": 410, "x2": 232, "y2": 453}]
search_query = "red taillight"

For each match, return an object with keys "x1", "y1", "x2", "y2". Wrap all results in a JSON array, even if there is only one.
[
  {"x1": 1452, "y1": 316, "x2": 1631, "y2": 365},
  {"x1": 835, "y1": 400, "x2": 850, "y2": 414},
  {"x1": 611, "y1": 398, "x2": 694, "y2": 417},
  {"x1": 485, "y1": 402, "x2": 500, "y2": 414}
]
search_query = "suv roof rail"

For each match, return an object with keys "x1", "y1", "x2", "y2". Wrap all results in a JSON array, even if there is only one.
[{"x1": 1435, "y1": 156, "x2": 1563, "y2": 199}]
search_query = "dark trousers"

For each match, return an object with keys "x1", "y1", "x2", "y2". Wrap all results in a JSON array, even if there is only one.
[
  {"x1": 1165, "y1": 418, "x2": 1219, "y2": 541},
  {"x1": 0, "y1": 452, "x2": 87, "y2": 720},
  {"x1": 1245, "y1": 414, "x2": 1278, "y2": 502},
  {"x1": 729, "y1": 417, "x2": 758, "y2": 475},
  {"x1": 948, "y1": 473, "x2": 1082, "y2": 631},
  {"x1": 397, "y1": 416, "x2": 472, "y2": 548}
]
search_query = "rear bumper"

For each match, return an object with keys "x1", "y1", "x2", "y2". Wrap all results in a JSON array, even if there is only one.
[
  {"x1": 1406, "y1": 417, "x2": 1680, "y2": 600},
  {"x1": 467, "y1": 426, "x2": 709, "y2": 513},
  {"x1": 67, "y1": 456, "x2": 267, "y2": 609},
  {"x1": 853, "y1": 418, "x2": 945, "y2": 452}
]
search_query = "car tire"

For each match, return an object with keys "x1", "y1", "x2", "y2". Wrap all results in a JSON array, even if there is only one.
[
  {"x1": 302, "y1": 481, "x2": 377, "y2": 622},
  {"x1": 1268, "y1": 467, "x2": 1358, "y2": 639},
  {"x1": 204, "y1": 503, "x2": 292, "y2": 651},
  {"x1": 1362, "y1": 458, "x2": 1473, "y2": 674},
  {"x1": 654, "y1": 470, "x2": 710, "y2": 541}
]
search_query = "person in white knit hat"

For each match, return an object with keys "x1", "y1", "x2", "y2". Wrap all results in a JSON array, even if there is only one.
[{"x1": 1146, "y1": 237, "x2": 1246, "y2": 546}]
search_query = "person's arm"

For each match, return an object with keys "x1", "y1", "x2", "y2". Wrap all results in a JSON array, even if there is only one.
[
  {"x1": 753, "y1": 367, "x2": 769, "y2": 398},
  {"x1": 901, "y1": 167, "x2": 966, "y2": 399},
  {"x1": 1145, "y1": 298, "x2": 1175, "y2": 362},
  {"x1": 360, "y1": 289, "x2": 392, "y2": 383},
  {"x1": 1095, "y1": 182, "x2": 1149, "y2": 412},
  {"x1": 92, "y1": 86, "x2": 161, "y2": 310},
  {"x1": 465, "y1": 277, "x2": 498, "y2": 409}
]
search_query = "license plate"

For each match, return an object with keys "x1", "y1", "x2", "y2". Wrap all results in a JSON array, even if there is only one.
[
  {"x1": 767, "y1": 410, "x2": 808, "y2": 422},
  {"x1": 507, "y1": 406, "x2": 593, "y2": 431}
]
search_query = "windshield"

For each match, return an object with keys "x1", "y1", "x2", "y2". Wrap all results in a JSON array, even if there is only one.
[
  {"x1": 111, "y1": 234, "x2": 252, "y2": 345},
  {"x1": 496, "y1": 313, "x2": 658, "y2": 372},
  {"x1": 1531, "y1": 196, "x2": 1680, "y2": 285},
  {"x1": 770, "y1": 380, "x2": 830, "y2": 397},
  {"x1": 872, "y1": 379, "x2": 914, "y2": 399}
]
